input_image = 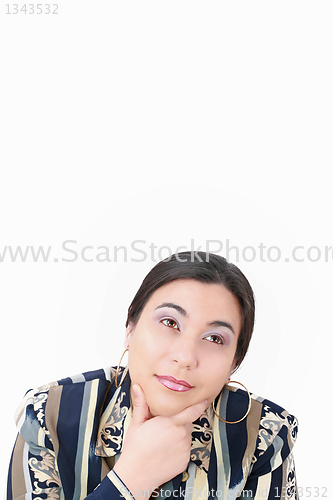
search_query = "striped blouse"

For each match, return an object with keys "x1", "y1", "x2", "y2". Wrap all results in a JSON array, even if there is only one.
[{"x1": 6, "y1": 367, "x2": 298, "y2": 500}]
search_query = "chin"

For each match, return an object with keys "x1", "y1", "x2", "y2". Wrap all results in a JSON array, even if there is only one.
[
  {"x1": 147, "y1": 395, "x2": 192, "y2": 418},
  {"x1": 149, "y1": 405, "x2": 180, "y2": 418}
]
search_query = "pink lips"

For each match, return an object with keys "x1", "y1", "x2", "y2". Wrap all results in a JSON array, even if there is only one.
[{"x1": 155, "y1": 375, "x2": 194, "y2": 392}]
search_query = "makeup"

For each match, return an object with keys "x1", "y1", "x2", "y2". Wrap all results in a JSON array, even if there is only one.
[{"x1": 155, "y1": 375, "x2": 194, "y2": 392}]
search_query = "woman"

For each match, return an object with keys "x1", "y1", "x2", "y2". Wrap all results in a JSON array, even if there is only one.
[{"x1": 6, "y1": 251, "x2": 298, "y2": 500}]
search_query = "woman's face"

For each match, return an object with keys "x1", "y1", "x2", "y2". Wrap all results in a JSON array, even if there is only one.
[{"x1": 125, "y1": 279, "x2": 242, "y2": 418}]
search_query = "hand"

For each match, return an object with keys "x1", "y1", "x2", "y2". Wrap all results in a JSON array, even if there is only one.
[{"x1": 112, "y1": 384, "x2": 207, "y2": 500}]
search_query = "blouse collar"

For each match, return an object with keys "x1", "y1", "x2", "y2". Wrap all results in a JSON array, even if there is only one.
[{"x1": 95, "y1": 368, "x2": 213, "y2": 473}]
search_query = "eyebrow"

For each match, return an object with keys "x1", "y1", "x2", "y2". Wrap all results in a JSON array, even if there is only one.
[
  {"x1": 155, "y1": 302, "x2": 188, "y2": 317},
  {"x1": 155, "y1": 302, "x2": 235, "y2": 334}
]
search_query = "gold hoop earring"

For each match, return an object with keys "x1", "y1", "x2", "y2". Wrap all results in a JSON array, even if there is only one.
[
  {"x1": 212, "y1": 380, "x2": 251, "y2": 424},
  {"x1": 115, "y1": 347, "x2": 129, "y2": 388}
]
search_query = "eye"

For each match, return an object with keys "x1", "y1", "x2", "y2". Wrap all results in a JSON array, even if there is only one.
[
  {"x1": 205, "y1": 334, "x2": 224, "y2": 345},
  {"x1": 161, "y1": 318, "x2": 179, "y2": 330}
]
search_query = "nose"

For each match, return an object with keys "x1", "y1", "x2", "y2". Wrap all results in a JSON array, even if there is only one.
[{"x1": 171, "y1": 336, "x2": 198, "y2": 370}]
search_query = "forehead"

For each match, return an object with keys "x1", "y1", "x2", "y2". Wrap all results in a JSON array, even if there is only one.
[{"x1": 147, "y1": 278, "x2": 236, "y2": 302}]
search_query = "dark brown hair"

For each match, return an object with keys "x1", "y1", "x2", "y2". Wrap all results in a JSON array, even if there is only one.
[{"x1": 125, "y1": 251, "x2": 255, "y2": 371}]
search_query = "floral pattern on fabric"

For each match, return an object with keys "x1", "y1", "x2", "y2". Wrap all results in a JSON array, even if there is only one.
[
  {"x1": 95, "y1": 388, "x2": 130, "y2": 456},
  {"x1": 287, "y1": 413, "x2": 298, "y2": 444},
  {"x1": 285, "y1": 453, "x2": 298, "y2": 500},
  {"x1": 27, "y1": 449, "x2": 62, "y2": 500},
  {"x1": 190, "y1": 406, "x2": 213, "y2": 473},
  {"x1": 256, "y1": 405, "x2": 298, "y2": 458},
  {"x1": 33, "y1": 382, "x2": 58, "y2": 436},
  {"x1": 29, "y1": 450, "x2": 61, "y2": 487}
]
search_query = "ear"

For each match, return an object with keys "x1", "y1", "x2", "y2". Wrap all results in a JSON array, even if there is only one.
[{"x1": 124, "y1": 321, "x2": 135, "y2": 347}]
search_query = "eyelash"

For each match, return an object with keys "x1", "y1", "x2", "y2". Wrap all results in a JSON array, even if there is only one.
[
  {"x1": 204, "y1": 334, "x2": 224, "y2": 345},
  {"x1": 160, "y1": 318, "x2": 224, "y2": 345},
  {"x1": 161, "y1": 318, "x2": 179, "y2": 330}
]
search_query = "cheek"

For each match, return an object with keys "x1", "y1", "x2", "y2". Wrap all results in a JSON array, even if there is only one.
[
  {"x1": 201, "y1": 352, "x2": 234, "y2": 386},
  {"x1": 134, "y1": 325, "x2": 170, "y2": 352},
  {"x1": 128, "y1": 328, "x2": 166, "y2": 370}
]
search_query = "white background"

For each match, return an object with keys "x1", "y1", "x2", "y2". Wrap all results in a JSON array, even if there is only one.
[{"x1": 0, "y1": 1, "x2": 331, "y2": 497}]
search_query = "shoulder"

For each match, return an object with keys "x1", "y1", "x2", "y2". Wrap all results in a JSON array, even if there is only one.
[
  {"x1": 55, "y1": 366, "x2": 116, "y2": 387},
  {"x1": 223, "y1": 386, "x2": 298, "y2": 470},
  {"x1": 15, "y1": 367, "x2": 118, "y2": 439},
  {"x1": 250, "y1": 391, "x2": 298, "y2": 443},
  {"x1": 225, "y1": 385, "x2": 298, "y2": 438},
  {"x1": 250, "y1": 392, "x2": 298, "y2": 469}
]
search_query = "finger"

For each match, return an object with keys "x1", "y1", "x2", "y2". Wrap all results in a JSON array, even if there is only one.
[
  {"x1": 172, "y1": 399, "x2": 207, "y2": 426},
  {"x1": 131, "y1": 383, "x2": 150, "y2": 424}
]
